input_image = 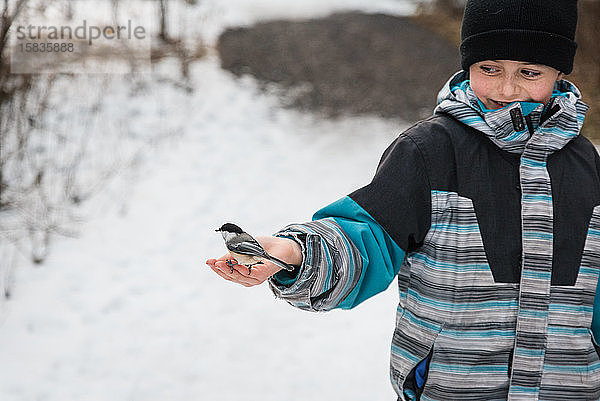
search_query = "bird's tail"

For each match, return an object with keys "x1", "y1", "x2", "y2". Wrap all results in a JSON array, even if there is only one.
[{"x1": 265, "y1": 254, "x2": 297, "y2": 272}]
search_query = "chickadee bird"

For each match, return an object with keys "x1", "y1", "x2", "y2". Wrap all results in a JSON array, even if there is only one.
[{"x1": 216, "y1": 223, "x2": 296, "y2": 275}]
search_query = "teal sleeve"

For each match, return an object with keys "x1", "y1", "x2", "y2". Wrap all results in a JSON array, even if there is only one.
[
  {"x1": 314, "y1": 196, "x2": 407, "y2": 309},
  {"x1": 269, "y1": 196, "x2": 407, "y2": 311},
  {"x1": 592, "y1": 275, "x2": 600, "y2": 342}
]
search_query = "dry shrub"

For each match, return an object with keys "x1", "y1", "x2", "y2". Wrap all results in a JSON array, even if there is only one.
[{"x1": 218, "y1": 12, "x2": 460, "y2": 122}]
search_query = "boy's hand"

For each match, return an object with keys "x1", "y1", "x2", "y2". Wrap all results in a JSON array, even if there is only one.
[{"x1": 206, "y1": 236, "x2": 302, "y2": 287}]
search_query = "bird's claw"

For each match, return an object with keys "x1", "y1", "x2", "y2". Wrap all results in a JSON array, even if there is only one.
[
  {"x1": 225, "y1": 259, "x2": 238, "y2": 274},
  {"x1": 225, "y1": 259, "x2": 264, "y2": 275}
]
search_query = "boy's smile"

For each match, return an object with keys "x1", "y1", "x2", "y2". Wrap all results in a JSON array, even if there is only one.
[{"x1": 469, "y1": 60, "x2": 563, "y2": 110}]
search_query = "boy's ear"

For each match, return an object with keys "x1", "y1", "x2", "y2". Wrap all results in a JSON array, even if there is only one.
[{"x1": 557, "y1": 72, "x2": 564, "y2": 81}]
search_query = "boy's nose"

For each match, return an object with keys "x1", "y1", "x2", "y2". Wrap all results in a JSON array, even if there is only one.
[{"x1": 498, "y1": 76, "x2": 520, "y2": 100}]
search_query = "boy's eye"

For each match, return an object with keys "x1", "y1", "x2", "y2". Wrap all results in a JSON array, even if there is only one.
[
  {"x1": 480, "y1": 65, "x2": 500, "y2": 74},
  {"x1": 521, "y1": 69, "x2": 541, "y2": 78}
]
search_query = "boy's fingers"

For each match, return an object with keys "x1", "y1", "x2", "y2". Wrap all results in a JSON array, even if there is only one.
[
  {"x1": 210, "y1": 266, "x2": 256, "y2": 286},
  {"x1": 214, "y1": 260, "x2": 235, "y2": 273},
  {"x1": 228, "y1": 268, "x2": 263, "y2": 286},
  {"x1": 210, "y1": 264, "x2": 262, "y2": 286},
  {"x1": 227, "y1": 263, "x2": 269, "y2": 282}
]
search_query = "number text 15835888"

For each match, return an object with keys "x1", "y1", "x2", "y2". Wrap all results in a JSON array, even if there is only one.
[{"x1": 18, "y1": 42, "x2": 74, "y2": 53}]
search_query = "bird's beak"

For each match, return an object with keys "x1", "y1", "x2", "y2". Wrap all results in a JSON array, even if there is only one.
[{"x1": 215, "y1": 229, "x2": 220, "y2": 232}]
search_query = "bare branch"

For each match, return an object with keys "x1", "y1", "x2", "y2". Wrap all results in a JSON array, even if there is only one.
[{"x1": 0, "y1": 0, "x2": 28, "y2": 57}]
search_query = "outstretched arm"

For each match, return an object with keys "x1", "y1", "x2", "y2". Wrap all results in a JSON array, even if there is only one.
[{"x1": 207, "y1": 131, "x2": 431, "y2": 312}]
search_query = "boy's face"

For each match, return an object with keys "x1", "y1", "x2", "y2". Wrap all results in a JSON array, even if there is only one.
[{"x1": 469, "y1": 60, "x2": 563, "y2": 110}]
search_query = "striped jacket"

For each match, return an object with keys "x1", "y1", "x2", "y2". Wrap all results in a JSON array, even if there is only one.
[{"x1": 269, "y1": 72, "x2": 600, "y2": 401}]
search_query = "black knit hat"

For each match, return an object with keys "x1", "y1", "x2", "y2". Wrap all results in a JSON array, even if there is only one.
[{"x1": 460, "y1": 0, "x2": 578, "y2": 74}]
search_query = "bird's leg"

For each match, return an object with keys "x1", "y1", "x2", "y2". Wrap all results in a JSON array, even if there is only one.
[
  {"x1": 247, "y1": 261, "x2": 265, "y2": 275},
  {"x1": 225, "y1": 258, "x2": 238, "y2": 274}
]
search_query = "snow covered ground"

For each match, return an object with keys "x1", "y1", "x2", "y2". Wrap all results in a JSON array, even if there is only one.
[{"x1": 0, "y1": 1, "x2": 418, "y2": 400}]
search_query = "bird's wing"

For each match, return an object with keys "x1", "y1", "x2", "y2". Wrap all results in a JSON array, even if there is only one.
[{"x1": 228, "y1": 238, "x2": 268, "y2": 257}]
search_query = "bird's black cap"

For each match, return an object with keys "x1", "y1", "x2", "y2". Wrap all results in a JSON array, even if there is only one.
[{"x1": 216, "y1": 223, "x2": 244, "y2": 234}]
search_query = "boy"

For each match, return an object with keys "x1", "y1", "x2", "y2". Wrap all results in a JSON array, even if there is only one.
[{"x1": 207, "y1": 0, "x2": 600, "y2": 399}]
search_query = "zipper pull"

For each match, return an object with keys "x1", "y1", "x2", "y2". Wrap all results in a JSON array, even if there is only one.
[{"x1": 510, "y1": 108, "x2": 525, "y2": 131}]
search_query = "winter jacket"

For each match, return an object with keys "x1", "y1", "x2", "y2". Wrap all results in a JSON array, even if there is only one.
[{"x1": 269, "y1": 72, "x2": 600, "y2": 401}]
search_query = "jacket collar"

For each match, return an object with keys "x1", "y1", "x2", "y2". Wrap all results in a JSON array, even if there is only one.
[{"x1": 434, "y1": 71, "x2": 588, "y2": 154}]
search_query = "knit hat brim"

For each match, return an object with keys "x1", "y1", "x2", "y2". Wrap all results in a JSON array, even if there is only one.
[{"x1": 460, "y1": 29, "x2": 577, "y2": 74}]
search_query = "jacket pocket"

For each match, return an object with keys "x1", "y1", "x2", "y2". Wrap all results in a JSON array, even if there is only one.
[
  {"x1": 403, "y1": 348, "x2": 434, "y2": 400},
  {"x1": 390, "y1": 312, "x2": 443, "y2": 400}
]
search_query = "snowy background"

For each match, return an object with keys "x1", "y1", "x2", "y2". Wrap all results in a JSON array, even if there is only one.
[{"x1": 0, "y1": 1, "x2": 419, "y2": 400}]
